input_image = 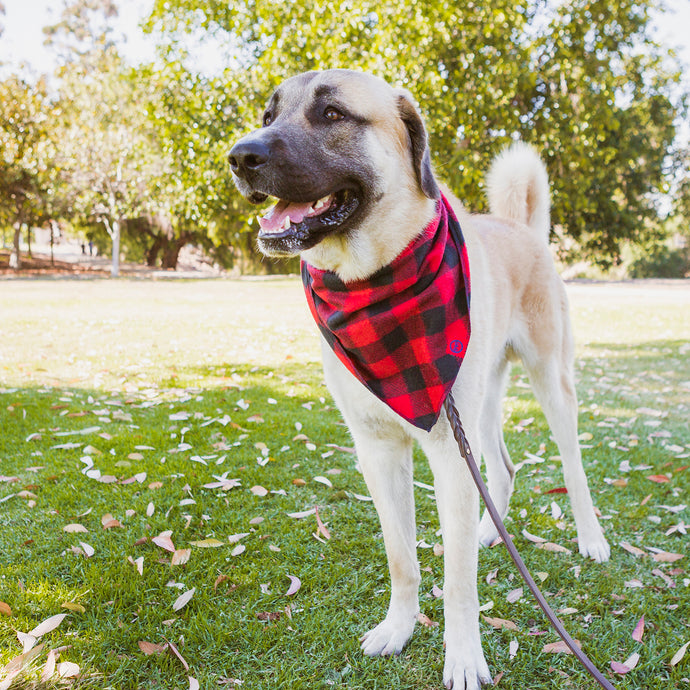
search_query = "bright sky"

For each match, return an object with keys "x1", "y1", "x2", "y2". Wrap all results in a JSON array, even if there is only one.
[{"x1": 0, "y1": 0, "x2": 689, "y2": 89}]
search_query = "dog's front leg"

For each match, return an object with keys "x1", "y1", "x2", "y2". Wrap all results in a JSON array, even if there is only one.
[
  {"x1": 353, "y1": 428, "x2": 421, "y2": 657},
  {"x1": 420, "y1": 422, "x2": 492, "y2": 689}
]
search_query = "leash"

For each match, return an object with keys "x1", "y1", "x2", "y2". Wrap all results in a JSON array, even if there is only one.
[{"x1": 443, "y1": 391, "x2": 615, "y2": 690}]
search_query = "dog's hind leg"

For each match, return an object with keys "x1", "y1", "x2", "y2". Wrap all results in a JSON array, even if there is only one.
[
  {"x1": 522, "y1": 348, "x2": 611, "y2": 563},
  {"x1": 477, "y1": 358, "x2": 515, "y2": 547},
  {"x1": 355, "y1": 427, "x2": 421, "y2": 657}
]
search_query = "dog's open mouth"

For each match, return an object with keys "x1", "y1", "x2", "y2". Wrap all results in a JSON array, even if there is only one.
[{"x1": 257, "y1": 189, "x2": 360, "y2": 246}]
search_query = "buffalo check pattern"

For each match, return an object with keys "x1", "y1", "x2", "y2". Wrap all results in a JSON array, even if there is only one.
[{"x1": 301, "y1": 195, "x2": 471, "y2": 431}]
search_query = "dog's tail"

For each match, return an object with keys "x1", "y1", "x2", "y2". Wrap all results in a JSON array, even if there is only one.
[{"x1": 486, "y1": 142, "x2": 551, "y2": 243}]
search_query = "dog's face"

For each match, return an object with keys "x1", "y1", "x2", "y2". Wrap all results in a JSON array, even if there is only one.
[{"x1": 228, "y1": 69, "x2": 440, "y2": 278}]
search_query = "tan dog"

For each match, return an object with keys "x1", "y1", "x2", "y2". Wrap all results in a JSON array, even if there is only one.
[{"x1": 229, "y1": 69, "x2": 610, "y2": 689}]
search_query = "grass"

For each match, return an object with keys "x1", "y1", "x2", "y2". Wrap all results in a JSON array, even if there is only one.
[{"x1": 0, "y1": 277, "x2": 688, "y2": 690}]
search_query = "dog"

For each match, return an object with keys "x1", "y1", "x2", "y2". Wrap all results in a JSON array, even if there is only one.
[{"x1": 228, "y1": 69, "x2": 610, "y2": 689}]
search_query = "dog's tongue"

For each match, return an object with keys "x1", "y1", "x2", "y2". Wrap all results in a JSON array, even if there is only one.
[{"x1": 259, "y1": 199, "x2": 313, "y2": 233}]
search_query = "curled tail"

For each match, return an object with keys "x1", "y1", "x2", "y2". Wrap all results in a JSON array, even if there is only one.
[{"x1": 486, "y1": 142, "x2": 551, "y2": 243}]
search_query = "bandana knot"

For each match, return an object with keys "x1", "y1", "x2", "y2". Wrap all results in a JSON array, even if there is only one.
[{"x1": 301, "y1": 195, "x2": 471, "y2": 431}]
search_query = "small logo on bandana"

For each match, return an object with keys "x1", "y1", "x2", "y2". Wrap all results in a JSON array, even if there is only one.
[{"x1": 449, "y1": 339, "x2": 465, "y2": 355}]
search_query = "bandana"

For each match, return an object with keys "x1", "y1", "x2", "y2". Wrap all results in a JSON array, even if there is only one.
[{"x1": 301, "y1": 195, "x2": 471, "y2": 431}]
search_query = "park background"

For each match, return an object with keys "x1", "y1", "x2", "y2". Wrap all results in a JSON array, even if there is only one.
[
  {"x1": 1, "y1": 2, "x2": 689, "y2": 690},
  {"x1": 0, "y1": 0, "x2": 689, "y2": 278}
]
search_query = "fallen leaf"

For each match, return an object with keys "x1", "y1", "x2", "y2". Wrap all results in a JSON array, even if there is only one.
[
  {"x1": 287, "y1": 508, "x2": 317, "y2": 519},
  {"x1": 231, "y1": 544, "x2": 246, "y2": 557},
  {"x1": 80, "y1": 542, "x2": 95, "y2": 558},
  {"x1": 671, "y1": 640, "x2": 690, "y2": 666},
  {"x1": 509, "y1": 639, "x2": 519, "y2": 660},
  {"x1": 152, "y1": 533, "x2": 176, "y2": 552},
  {"x1": 632, "y1": 615, "x2": 644, "y2": 643},
  {"x1": 63, "y1": 523, "x2": 88, "y2": 533},
  {"x1": 138, "y1": 640, "x2": 167, "y2": 655},
  {"x1": 522, "y1": 529, "x2": 546, "y2": 544},
  {"x1": 251, "y1": 485, "x2": 268, "y2": 497},
  {"x1": 101, "y1": 513, "x2": 123, "y2": 529},
  {"x1": 189, "y1": 538, "x2": 225, "y2": 548},
  {"x1": 61, "y1": 602, "x2": 85, "y2": 613},
  {"x1": 542, "y1": 639, "x2": 581, "y2": 654},
  {"x1": 173, "y1": 588, "x2": 196, "y2": 611},
  {"x1": 128, "y1": 556, "x2": 144, "y2": 576},
  {"x1": 537, "y1": 542, "x2": 572, "y2": 554},
  {"x1": 620, "y1": 541, "x2": 646, "y2": 558},
  {"x1": 0, "y1": 601, "x2": 11, "y2": 617},
  {"x1": 651, "y1": 550, "x2": 684, "y2": 563},
  {"x1": 313, "y1": 476, "x2": 333, "y2": 488},
  {"x1": 506, "y1": 588, "x2": 523, "y2": 603},
  {"x1": 29, "y1": 613, "x2": 67, "y2": 638},
  {"x1": 314, "y1": 506, "x2": 331, "y2": 540},
  {"x1": 482, "y1": 615, "x2": 518, "y2": 631},
  {"x1": 172, "y1": 549, "x2": 191, "y2": 566},
  {"x1": 416, "y1": 612, "x2": 438, "y2": 627},
  {"x1": 611, "y1": 660, "x2": 632, "y2": 675},
  {"x1": 647, "y1": 474, "x2": 670, "y2": 483},
  {"x1": 57, "y1": 661, "x2": 80, "y2": 678},
  {"x1": 41, "y1": 649, "x2": 56, "y2": 682},
  {"x1": 227, "y1": 533, "x2": 250, "y2": 544},
  {"x1": 16, "y1": 631, "x2": 37, "y2": 653},
  {"x1": 285, "y1": 575, "x2": 301, "y2": 596},
  {"x1": 189, "y1": 677, "x2": 200, "y2": 690},
  {"x1": 256, "y1": 611, "x2": 281, "y2": 622},
  {"x1": 165, "y1": 638, "x2": 189, "y2": 671}
]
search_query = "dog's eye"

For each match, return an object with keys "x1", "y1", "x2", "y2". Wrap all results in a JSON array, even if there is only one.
[
  {"x1": 263, "y1": 112, "x2": 273, "y2": 127},
  {"x1": 324, "y1": 107, "x2": 345, "y2": 122}
]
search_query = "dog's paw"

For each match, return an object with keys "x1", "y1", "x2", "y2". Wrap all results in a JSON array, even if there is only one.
[
  {"x1": 442, "y1": 648, "x2": 492, "y2": 689},
  {"x1": 360, "y1": 614, "x2": 416, "y2": 657},
  {"x1": 477, "y1": 513, "x2": 499, "y2": 548},
  {"x1": 578, "y1": 531, "x2": 611, "y2": 563}
]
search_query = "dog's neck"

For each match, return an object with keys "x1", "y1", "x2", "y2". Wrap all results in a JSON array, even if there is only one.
[{"x1": 300, "y1": 193, "x2": 438, "y2": 283}]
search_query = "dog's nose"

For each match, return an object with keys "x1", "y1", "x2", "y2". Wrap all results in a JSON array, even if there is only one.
[{"x1": 228, "y1": 139, "x2": 271, "y2": 176}]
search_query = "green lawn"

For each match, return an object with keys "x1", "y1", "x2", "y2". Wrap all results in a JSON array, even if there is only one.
[{"x1": 0, "y1": 277, "x2": 688, "y2": 689}]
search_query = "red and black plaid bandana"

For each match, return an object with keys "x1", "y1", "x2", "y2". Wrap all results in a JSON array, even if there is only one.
[{"x1": 301, "y1": 195, "x2": 471, "y2": 431}]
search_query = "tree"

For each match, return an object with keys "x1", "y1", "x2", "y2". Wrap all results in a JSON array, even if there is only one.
[
  {"x1": 0, "y1": 76, "x2": 53, "y2": 269},
  {"x1": 147, "y1": 0, "x2": 687, "y2": 268},
  {"x1": 46, "y1": 0, "x2": 164, "y2": 276}
]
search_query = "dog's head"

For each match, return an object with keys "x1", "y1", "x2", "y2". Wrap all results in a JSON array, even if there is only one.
[{"x1": 228, "y1": 69, "x2": 440, "y2": 280}]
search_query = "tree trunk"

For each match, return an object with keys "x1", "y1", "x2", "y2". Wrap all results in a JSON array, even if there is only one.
[
  {"x1": 9, "y1": 223, "x2": 21, "y2": 270},
  {"x1": 161, "y1": 236, "x2": 188, "y2": 269},
  {"x1": 111, "y1": 218, "x2": 121, "y2": 277},
  {"x1": 146, "y1": 234, "x2": 165, "y2": 267}
]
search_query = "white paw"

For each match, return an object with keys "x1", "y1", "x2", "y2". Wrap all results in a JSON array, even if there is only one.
[
  {"x1": 360, "y1": 614, "x2": 417, "y2": 657},
  {"x1": 442, "y1": 648, "x2": 492, "y2": 689},
  {"x1": 477, "y1": 513, "x2": 499, "y2": 548},
  {"x1": 578, "y1": 530, "x2": 611, "y2": 563}
]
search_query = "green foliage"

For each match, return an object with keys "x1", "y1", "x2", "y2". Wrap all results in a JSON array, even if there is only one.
[{"x1": 0, "y1": 0, "x2": 688, "y2": 272}]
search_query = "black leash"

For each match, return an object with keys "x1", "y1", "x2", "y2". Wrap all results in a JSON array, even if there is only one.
[{"x1": 443, "y1": 391, "x2": 615, "y2": 690}]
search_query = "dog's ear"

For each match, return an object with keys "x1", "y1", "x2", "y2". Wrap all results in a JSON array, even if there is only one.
[{"x1": 396, "y1": 91, "x2": 440, "y2": 200}]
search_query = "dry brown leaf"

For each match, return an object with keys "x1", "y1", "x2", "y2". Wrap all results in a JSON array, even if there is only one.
[
  {"x1": 171, "y1": 549, "x2": 191, "y2": 566},
  {"x1": 57, "y1": 661, "x2": 80, "y2": 678},
  {"x1": 138, "y1": 640, "x2": 168, "y2": 655},
  {"x1": 128, "y1": 556, "x2": 144, "y2": 576},
  {"x1": 173, "y1": 588, "x2": 196, "y2": 611},
  {"x1": 152, "y1": 532, "x2": 176, "y2": 552},
  {"x1": 101, "y1": 513, "x2": 123, "y2": 529},
  {"x1": 285, "y1": 575, "x2": 301, "y2": 596},
  {"x1": 41, "y1": 649, "x2": 56, "y2": 682},
  {"x1": 506, "y1": 587, "x2": 523, "y2": 603},
  {"x1": 189, "y1": 677, "x2": 200, "y2": 690},
  {"x1": 416, "y1": 612, "x2": 438, "y2": 628},
  {"x1": 29, "y1": 613, "x2": 67, "y2": 638},
  {"x1": 671, "y1": 640, "x2": 690, "y2": 666},
  {"x1": 632, "y1": 615, "x2": 644, "y2": 643},
  {"x1": 0, "y1": 601, "x2": 11, "y2": 617},
  {"x1": 189, "y1": 538, "x2": 224, "y2": 548},
  {"x1": 537, "y1": 542, "x2": 572, "y2": 555},
  {"x1": 522, "y1": 529, "x2": 546, "y2": 544},
  {"x1": 165, "y1": 638, "x2": 189, "y2": 671},
  {"x1": 251, "y1": 485, "x2": 268, "y2": 497},
  {"x1": 620, "y1": 541, "x2": 646, "y2": 558},
  {"x1": 80, "y1": 542, "x2": 95, "y2": 558},
  {"x1": 542, "y1": 639, "x2": 581, "y2": 654},
  {"x1": 314, "y1": 506, "x2": 331, "y2": 540},
  {"x1": 651, "y1": 550, "x2": 684, "y2": 563},
  {"x1": 231, "y1": 544, "x2": 246, "y2": 557},
  {"x1": 63, "y1": 523, "x2": 88, "y2": 533},
  {"x1": 482, "y1": 615, "x2": 518, "y2": 631}
]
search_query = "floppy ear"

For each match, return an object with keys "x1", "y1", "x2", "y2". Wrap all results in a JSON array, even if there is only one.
[{"x1": 396, "y1": 91, "x2": 440, "y2": 200}]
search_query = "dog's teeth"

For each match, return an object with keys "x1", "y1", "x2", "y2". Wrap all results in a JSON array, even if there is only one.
[
  {"x1": 313, "y1": 196, "x2": 330, "y2": 210},
  {"x1": 282, "y1": 217, "x2": 291, "y2": 230}
]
